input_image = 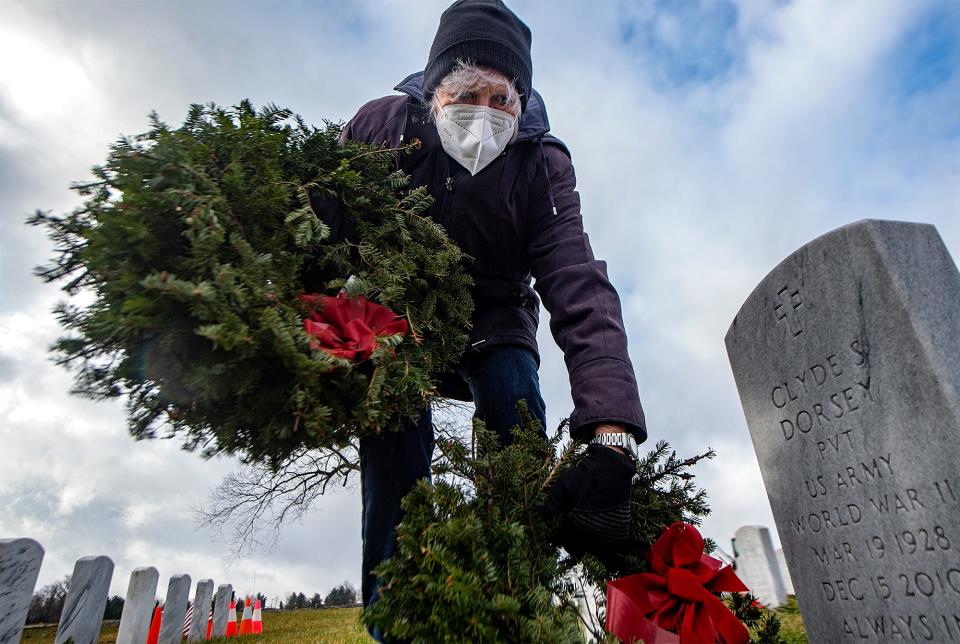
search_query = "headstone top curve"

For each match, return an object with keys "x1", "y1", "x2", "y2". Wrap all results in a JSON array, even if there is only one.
[
  {"x1": 0, "y1": 537, "x2": 44, "y2": 551},
  {"x1": 724, "y1": 218, "x2": 934, "y2": 344}
]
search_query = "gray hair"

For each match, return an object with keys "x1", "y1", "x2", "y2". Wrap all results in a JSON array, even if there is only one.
[{"x1": 429, "y1": 59, "x2": 523, "y2": 122}]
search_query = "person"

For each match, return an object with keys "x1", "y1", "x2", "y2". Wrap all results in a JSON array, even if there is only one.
[{"x1": 338, "y1": 0, "x2": 647, "y2": 623}]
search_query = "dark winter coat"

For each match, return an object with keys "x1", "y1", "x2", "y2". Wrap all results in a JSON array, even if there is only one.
[{"x1": 340, "y1": 72, "x2": 646, "y2": 442}]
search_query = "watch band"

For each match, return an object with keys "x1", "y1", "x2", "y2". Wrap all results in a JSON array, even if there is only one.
[{"x1": 590, "y1": 432, "x2": 638, "y2": 460}]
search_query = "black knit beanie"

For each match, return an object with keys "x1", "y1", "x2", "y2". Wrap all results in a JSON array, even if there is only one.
[{"x1": 423, "y1": 0, "x2": 533, "y2": 111}]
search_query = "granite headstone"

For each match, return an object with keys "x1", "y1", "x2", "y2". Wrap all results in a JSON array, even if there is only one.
[
  {"x1": 116, "y1": 566, "x2": 159, "y2": 644},
  {"x1": 211, "y1": 584, "x2": 232, "y2": 638},
  {"x1": 158, "y1": 573, "x2": 191, "y2": 644},
  {"x1": 727, "y1": 220, "x2": 960, "y2": 642},
  {"x1": 54, "y1": 555, "x2": 114, "y2": 644},
  {"x1": 0, "y1": 538, "x2": 44, "y2": 644},
  {"x1": 733, "y1": 525, "x2": 787, "y2": 607},
  {"x1": 188, "y1": 579, "x2": 214, "y2": 641}
]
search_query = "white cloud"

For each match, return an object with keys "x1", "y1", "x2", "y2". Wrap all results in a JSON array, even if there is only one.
[{"x1": 0, "y1": 31, "x2": 92, "y2": 122}]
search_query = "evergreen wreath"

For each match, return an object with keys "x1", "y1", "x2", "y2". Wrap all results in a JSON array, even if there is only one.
[{"x1": 29, "y1": 101, "x2": 473, "y2": 465}]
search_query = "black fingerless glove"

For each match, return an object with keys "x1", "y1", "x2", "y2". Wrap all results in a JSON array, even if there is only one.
[{"x1": 541, "y1": 443, "x2": 635, "y2": 557}]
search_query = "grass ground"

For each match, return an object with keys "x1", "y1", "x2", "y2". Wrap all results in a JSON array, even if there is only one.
[
  {"x1": 19, "y1": 608, "x2": 369, "y2": 643},
  {"x1": 773, "y1": 596, "x2": 808, "y2": 644},
  {"x1": 252, "y1": 608, "x2": 368, "y2": 643},
  {"x1": 21, "y1": 603, "x2": 803, "y2": 643}
]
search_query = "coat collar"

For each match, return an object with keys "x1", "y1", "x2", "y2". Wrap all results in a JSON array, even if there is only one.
[{"x1": 393, "y1": 71, "x2": 551, "y2": 143}]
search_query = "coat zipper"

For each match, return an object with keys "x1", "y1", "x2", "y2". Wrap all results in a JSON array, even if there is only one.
[
  {"x1": 438, "y1": 173, "x2": 458, "y2": 228},
  {"x1": 439, "y1": 170, "x2": 485, "y2": 349}
]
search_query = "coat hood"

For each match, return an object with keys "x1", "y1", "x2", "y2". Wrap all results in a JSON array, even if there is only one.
[{"x1": 394, "y1": 71, "x2": 551, "y2": 143}]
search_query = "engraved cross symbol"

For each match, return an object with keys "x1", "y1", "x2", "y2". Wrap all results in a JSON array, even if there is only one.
[{"x1": 774, "y1": 286, "x2": 803, "y2": 337}]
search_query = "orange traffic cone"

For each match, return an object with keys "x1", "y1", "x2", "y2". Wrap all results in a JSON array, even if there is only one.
[
  {"x1": 226, "y1": 600, "x2": 239, "y2": 637},
  {"x1": 206, "y1": 608, "x2": 213, "y2": 640},
  {"x1": 146, "y1": 604, "x2": 162, "y2": 644},
  {"x1": 239, "y1": 596, "x2": 253, "y2": 635},
  {"x1": 252, "y1": 600, "x2": 263, "y2": 634}
]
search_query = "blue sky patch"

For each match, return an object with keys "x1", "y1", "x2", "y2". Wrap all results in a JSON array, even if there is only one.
[
  {"x1": 886, "y1": 3, "x2": 959, "y2": 98},
  {"x1": 618, "y1": 0, "x2": 743, "y2": 90}
]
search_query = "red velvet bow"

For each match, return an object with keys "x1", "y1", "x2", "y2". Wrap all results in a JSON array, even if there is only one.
[
  {"x1": 606, "y1": 522, "x2": 749, "y2": 644},
  {"x1": 300, "y1": 292, "x2": 408, "y2": 361}
]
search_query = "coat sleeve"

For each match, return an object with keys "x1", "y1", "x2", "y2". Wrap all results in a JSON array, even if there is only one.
[
  {"x1": 527, "y1": 140, "x2": 647, "y2": 443},
  {"x1": 338, "y1": 95, "x2": 407, "y2": 146},
  {"x1": 324, "y1": 96, "x2": 407, "y2": 242}
]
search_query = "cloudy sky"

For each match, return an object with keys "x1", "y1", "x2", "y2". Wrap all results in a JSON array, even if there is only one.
[{"x1": 2, "y1": 0, "x2": 958, "y2": 606}]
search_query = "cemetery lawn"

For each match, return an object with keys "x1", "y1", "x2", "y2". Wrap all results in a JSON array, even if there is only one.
[
  {"x1": 254, "y1": 608, "x2": 368, "y2": 643},
  {"x1": 775, "y1": 596, "x2": 808, "y2": 644},
  {"x1": 18, "y1": 608, "x2": 369, "y2": 643},
  {"x1": 19, "y1": 604, "x2": 803, "y2": 642}
]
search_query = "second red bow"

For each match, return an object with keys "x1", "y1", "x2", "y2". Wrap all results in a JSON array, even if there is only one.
[{"x1": 606, "y1": 522, "x2": 750, "y2": 644}]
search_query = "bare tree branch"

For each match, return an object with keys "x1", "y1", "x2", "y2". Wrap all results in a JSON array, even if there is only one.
[
  {"x1": 196, "y1": 444, "x2": 359, "y2": 559},
  {"x1": 196, "y1": 399, "x2": 475, "y2": 559}
]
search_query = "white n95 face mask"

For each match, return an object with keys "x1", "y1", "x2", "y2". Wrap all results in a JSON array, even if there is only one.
[{"x1": 435, "y1": 104, "x2": 518, "y2": 176}]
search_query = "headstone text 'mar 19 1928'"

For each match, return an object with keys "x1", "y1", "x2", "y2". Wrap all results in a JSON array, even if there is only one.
[{"x1": 725, "y1": 220, "x2": 960, "y2": 643}]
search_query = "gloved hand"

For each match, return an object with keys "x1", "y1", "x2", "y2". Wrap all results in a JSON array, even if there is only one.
[{"x1": 541, "y1": 443, "x2": 635, "y2": 558}]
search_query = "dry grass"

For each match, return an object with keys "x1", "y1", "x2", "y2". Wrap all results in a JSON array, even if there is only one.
[
  {"x1": 254, "y1": 608, "x2": 368, "y2": 643},
  {"x1": 775, "y1": 596, "x2": 808, "y2": 644},
  {"x1": 21, "y1": 620, "x2": 118, "y2": 642},
  {"x1": 19, "y1": 608, "x2": 368, "y2": 644},
  {"x1": 20, "y1": 603, "x2": 804, "y2": 643}
]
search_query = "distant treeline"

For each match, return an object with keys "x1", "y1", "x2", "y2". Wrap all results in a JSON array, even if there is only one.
[
  {"x1": 27, "y1": 576, "x2": 124, "y2": 625},
  {"x1": 282, "y1": 582, "x2": 358, "y2": 609}
]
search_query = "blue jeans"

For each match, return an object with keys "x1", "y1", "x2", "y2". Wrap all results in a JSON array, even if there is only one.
[{"x1": 359, "y1": 347, "x2": 547, "y2": 618}]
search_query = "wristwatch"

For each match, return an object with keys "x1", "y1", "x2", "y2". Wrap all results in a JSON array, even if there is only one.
[{"x1": 590, "y1": 432, "x2": 638, "y2": 460}]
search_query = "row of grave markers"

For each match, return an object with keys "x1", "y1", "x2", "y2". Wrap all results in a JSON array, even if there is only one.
[{"x1": 0, "y1": 537, "x2": 256, "y2": 644}]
